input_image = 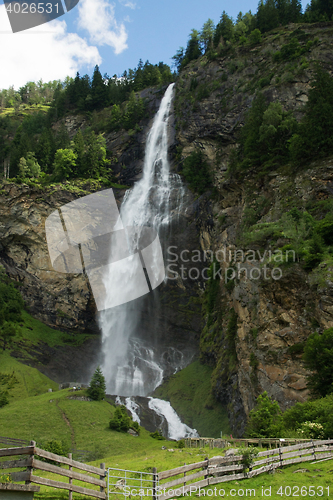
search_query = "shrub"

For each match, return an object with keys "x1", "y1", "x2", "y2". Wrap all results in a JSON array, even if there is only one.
[
  {"x1": 39, "y1": 440, "x2": 70, "y2": 464},
  {"x1": 150, "y1": 430, "x2": 165, "y2": 440},
  {"x1": 249, "y1": 29, "x2": 262, "y2": 45},
  {"x1": 182, "y1": 150, "x2": 212, "y2": 194},
  {"x1": 297, "y1": 421, "x2": 324, "y2": 439},
  {"x1": 282, "y1": 395, "x2": 333, "y2": 439},
  {"x1": 246, "y1": 391, "x2": 282, "y2": 438},
  {"x1": 303, "y1": 328, "x2": 333, "y2": 397},
  {"x1": 238, "y1": 446, "x2": 259, "y2": 471},
  {"x1": 109, "y1": 406, "x2": 132, "y2": 432},
  {"x1": 109, "y1": 405, "x2": 140, "y2": 434}
]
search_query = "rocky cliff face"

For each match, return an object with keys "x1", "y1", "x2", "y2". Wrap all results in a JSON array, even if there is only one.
[
  {"x1": 173, "y1": 22, "x2": 333, "y2": 435},
  {"x1": 0, "y1": 183, "x2": 94, "y2": 331}
]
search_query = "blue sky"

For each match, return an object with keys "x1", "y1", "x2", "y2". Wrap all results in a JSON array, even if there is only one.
[{"x1": 0, "y1": 0, "x2": 310, "y2": 89}]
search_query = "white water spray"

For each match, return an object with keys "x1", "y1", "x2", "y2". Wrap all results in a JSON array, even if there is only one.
[
  {"x1": 99, "y1": 84, "x2": 182, "y2": 396},
  {"x1": 148, "y1": 398, "x2": 199, "y2": 440}
]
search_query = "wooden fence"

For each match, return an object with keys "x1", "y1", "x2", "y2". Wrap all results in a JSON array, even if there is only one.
[
  {"x1": 0, "y1": 436, "x2": 91, "y2": 461},
  {"x1": 157, "y1": 439, "x2": 333, "y2": 500},
  {"x1": 0, "y1": 436, "x2": 29, "y2": 447},
  {"x1": 184, "y1": 437, "x2": 315, "y2": 449},
  {"x1": 0, "y1": 440, "x2": 106, "y2": 499},
  {"x1": 2, "y1": 439, "x2": 333, "y2": 500}
]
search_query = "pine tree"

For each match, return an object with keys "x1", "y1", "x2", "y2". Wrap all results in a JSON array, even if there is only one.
[
  {"x1": 87, "y1": 367, "x2": 106, "y2": 401},
  {"x1": 91, "y1": 65, "x2": 108, "y2": 109},
  {"x1": 213, "y1": 11, "x2": 234, "y2": 46},
  {"x1": 200, "y1": 19, "x2": 215, "y2": 52}
]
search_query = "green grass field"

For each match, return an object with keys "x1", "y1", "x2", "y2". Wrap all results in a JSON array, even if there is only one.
[
  {"x1": 0, "y1": 361, "x2": 332, "y2": 499},
  {"x1": 19, "y1": 310, "x2": 91, "y2": 349},
  {"x1": 0, "y1": 315, "x2": 331, "y2": 499},
  {"x1": 0, "y1": 104, "x2": 51, "y2": 118},
  {"x1": 0, "y1": 309, "x2": 93, "y2": 403},
  {"x1": 0, "y1": 350, "x2": 58, "y2": 401}
]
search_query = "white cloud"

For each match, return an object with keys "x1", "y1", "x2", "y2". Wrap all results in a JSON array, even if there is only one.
[
  {"x1": 0, "y1": 5, "x2": 101, "y2": 89},
  {"x1": 119, "y1": 0, "x2": 136, "y2": 9},
  {"x1": 77, "y1": 0, "x2": 128, "y2": 55}
]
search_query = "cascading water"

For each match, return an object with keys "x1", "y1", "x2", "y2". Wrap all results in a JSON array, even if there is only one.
[
  {"x1": 98, "y1": 84, "x2": 197, "y2": 438},
  {"x1": 148, "y1": 398, "x2": 198, "y2": 440}
]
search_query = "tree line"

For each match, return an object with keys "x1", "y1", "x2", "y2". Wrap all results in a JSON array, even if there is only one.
[
  {"x1": 0, "y1": 59, "x2": 174, "y2": 181},
  {"x1": 173, "y1": 0, "x2": 332, "y2": 71},
  {"x1": 0, "y1": 60, "x2": 174, "y2": 116}
]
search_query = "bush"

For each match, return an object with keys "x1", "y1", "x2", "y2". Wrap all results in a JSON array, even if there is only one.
[
  {"x1": 150, "y1": 430, "x2": 165, "y2": 440},
  {"x1": 249, "y1": 29, "x2": 262, "y2": 45},
  {"x1": 109, "y1": 405, "x2": 140, "y2": 434},
  {"x1": 282, "y1": 395, "x2": 333, "y2": 439},
  {"x1": 303, "y1": 328, "x2": 333, "y2": 397},
  {"x1": 182, "y1": 150, "x2": 212, "y2": 194},
  {"x1": 238, "y1": 446, "x2": 259, "y2": 471},
  {"x1": 246, "y1": 391, "x2": 282, "y2": 438},
  {"x1": 109, "y1": 406, "x2": 132, "y2": 432},
  {"x1": 297, "y1": 421, "x2": 324, "y2": 439},
  {"x1": 39, "y1": 440, "x2": 70, "y2": 464}
]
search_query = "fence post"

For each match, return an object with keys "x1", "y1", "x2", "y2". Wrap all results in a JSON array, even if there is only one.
[
  {"x1": 100, "y1": 463, "x2": 106, "y2": 498},
  {"x1": 68, "y1": 453, "x2": 72, "y2": 500},
  {"x1": 279, "y1": 443, "x2": 282, "y2": 468},
  {"x1": 26, "y1": 440, "x2": 35, "y2": 485},
  {"x1": 152, "y1": 467, "x2": 157, "y2": 500},
  {"x1": 311, "y1": 440, "x2": 316, "y2": 461},
  {"x1": 183, "y1": 463, "x2": 186, "y2": 488}
]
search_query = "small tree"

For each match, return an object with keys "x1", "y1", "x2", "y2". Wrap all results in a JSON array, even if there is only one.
[
  {"x1": 18, "y1": 152, "x2": 41, "y2": 179},
  {"x1": 87, "y1": 366, "x2": 106, "y2": 401},
  {"x1": 246, "y1": 391, "x2": 282, "y2": 437},
  {"x1": 303, "y1": 328, "x2": 333, "y2": 397},
  {"x1": 53, "y1": 148, "x2": 77, "y2": 181},
  {"x1": 109, "y1": 406, "x2": 131, "y2": 432},
  {"x1": 238, "y1": 446, "x2": 259, "y2": 471},
  {"x1": 109, "y1": 405, "x2": 140, "y2": 434}
]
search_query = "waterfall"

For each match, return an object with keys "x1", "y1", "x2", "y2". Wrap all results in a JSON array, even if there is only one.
[
  {"x1": 148, "y1": 398, "x2": 199, "y2": 440},
  {"x1": 99, "y1": 83, "x2": 181, "y2": 396}
]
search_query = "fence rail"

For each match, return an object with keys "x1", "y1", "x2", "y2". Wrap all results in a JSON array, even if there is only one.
[
  {"x1": 0, "y1": 436, "x2": 29, "y2": 447},
  {"x1": 0, "y1": 436, "x2": 91, "y2": 461},
  {"x1": 184, "y1": 437, "x2": 316, "y2": 449},
  {"x1": 0, "y1": 441, "x2": 106, "y2": 499},
  {"x1": 157, "y1": 439, "x2": 333, "y2": 500}
]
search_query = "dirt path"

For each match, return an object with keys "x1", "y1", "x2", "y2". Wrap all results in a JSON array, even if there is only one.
[{"x1": 55, "y1": 399, "x2": 76, "y2": 449}]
